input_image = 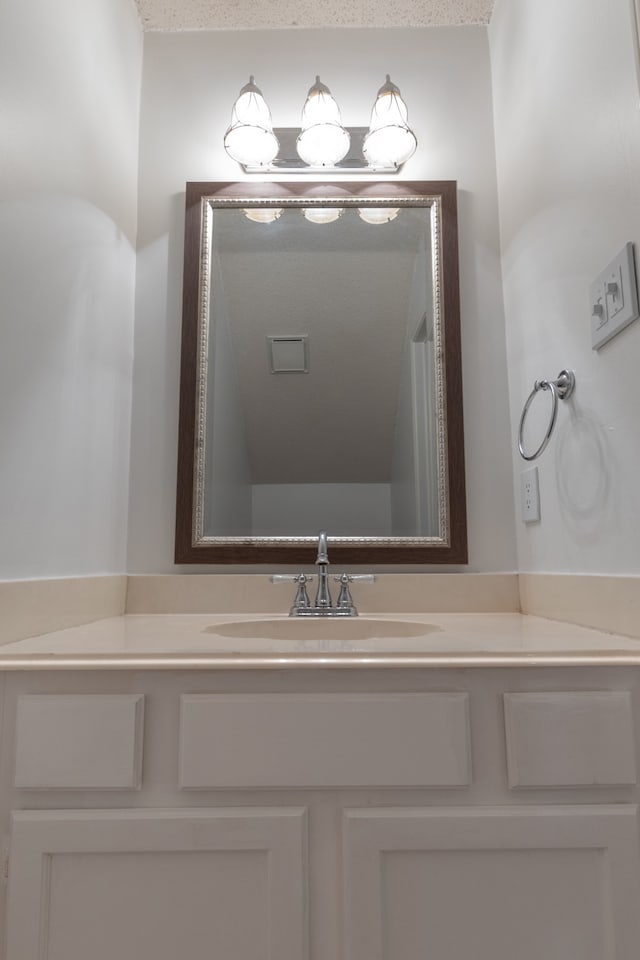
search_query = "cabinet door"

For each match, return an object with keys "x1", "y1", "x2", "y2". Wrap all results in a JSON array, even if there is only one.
[
  {"x1": 6, "y1": 807, "x2": 307, "y2": 960},
  {"x1": 344, "y1": 805, "x2": 640, "y2": 960}
]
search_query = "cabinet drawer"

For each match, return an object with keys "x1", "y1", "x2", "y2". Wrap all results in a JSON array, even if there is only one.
[
  {"x1": 179, "y1": 693, "x2": 471, "y2": 789},
  {"x1": 14, "y1": 695, "x2": 145, "y2": 790},
  {"x1": 504, "y1": 692, "x2": 637, "y2": 788}
]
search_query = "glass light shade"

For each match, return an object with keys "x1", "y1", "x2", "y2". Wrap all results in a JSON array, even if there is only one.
[
  {"x1": 300, "y1": 76, "x2": 342, "y2": 126},
  {"x1": 357, "y1": 207, "x2": 400, "y2": 225},
  {"x1": 296, "y1": 77, "x2": 350, "y2": 166},
  {"x1": 224, "y1": 77, "x2": 279, "y2": 166},
  {"x1": 297, "y1": 124, "x2": 350, "y2": 166},
  {"x1": 363, "y1": 75, "x2": 417, "y2": 168},
  {"x1": 302, "y1": 207, "x2": 344, "y2": 224},
  {"x1": 243, "y1": 208, "x2": 283, "y2": 224}
]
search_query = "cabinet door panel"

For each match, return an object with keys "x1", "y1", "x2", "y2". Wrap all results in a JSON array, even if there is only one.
[
  {"x1": 344, "y1": 805, "x2": 640, "y2": 960},
  {"x1": 7, "y1": 808, "x2": 307, "y2": 960}
]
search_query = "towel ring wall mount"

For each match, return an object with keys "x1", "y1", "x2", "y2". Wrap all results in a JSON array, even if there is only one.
[{"x1": 518, "y1": 369, "x2": 576, "y2": 461}]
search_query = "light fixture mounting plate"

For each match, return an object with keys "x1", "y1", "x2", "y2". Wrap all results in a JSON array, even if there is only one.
[{"x1": 240, "y1": 127, "x2": 400, "y2": 174}]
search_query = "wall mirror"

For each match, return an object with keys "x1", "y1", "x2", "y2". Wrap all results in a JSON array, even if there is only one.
[{"x1": 175, "y1": 181, "x2": 466, "y2": 564}]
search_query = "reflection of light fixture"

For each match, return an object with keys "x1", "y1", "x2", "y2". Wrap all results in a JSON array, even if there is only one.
[
  {"x1": 224, "y1": 76, "x2": 279, "y2": 167},
  {"x1": 296, "y1": 77, "x2": 350, "y2": 166},
  {"x1": 357, "y1": 207, "x2": 400, "y2": 225},
  {"x1": 302, "y1": 207, "x2": 343, "y2": 224},
  {"x1": 243, "y1": 208, "x2": 283, "y2": 224},
  {"x1": 224, "y1": 75, "x2": 416, "y2": 173},
  {"x1": 363, "y1": 76, "x2": 417, "y2": 169}
]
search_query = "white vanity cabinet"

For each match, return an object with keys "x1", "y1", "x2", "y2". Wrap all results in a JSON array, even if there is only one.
[{"x1": 1, "y1": 665, "x2": 639, "y2": 960}]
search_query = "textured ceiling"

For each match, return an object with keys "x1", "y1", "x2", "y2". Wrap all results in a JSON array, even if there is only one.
[{"x1": 133, "y1": 0, "x2": 495, "y2": 31}]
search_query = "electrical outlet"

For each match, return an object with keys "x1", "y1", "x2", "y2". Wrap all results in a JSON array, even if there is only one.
[{"x1": 521, "y1": 466, "x2": 540, "y2": 523}]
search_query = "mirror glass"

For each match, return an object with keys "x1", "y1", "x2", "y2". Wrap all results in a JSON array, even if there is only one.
[{"x1": 176, "y1": 182, "x2": 466, "y2": 565}]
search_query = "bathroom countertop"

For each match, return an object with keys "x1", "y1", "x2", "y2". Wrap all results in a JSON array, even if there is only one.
[{"x1": 0, "y1": 612, "x2": 639, "y2": 669}]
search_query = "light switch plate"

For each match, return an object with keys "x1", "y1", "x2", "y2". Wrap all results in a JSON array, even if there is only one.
[{"x1": 589, "y1": 243, "x2": 639, "y2": 350}]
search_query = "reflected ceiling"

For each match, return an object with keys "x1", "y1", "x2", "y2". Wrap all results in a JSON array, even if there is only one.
[{"x1": 133, "y1": 0, "x2": 495, "y2": 31}]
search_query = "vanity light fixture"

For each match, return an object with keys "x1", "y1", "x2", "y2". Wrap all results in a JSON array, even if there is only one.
[
  {"x1": 243, "y1": 208, "x2": 283, "y2": 224},
  {"x1": 302, "y1": 207, "x2": 344, "y2": 224},
  {"x1": 357, "y1": 207, "x2": 400, "y2": 225},
  {"x1": 223, "y1": 76, "x2": 279, "y2": 167},
  {"x1": 296, "y1": 77, "x2": 350, "y2": 166},
  {"x1": 244, "y1": 207, "x2": 398, "y2": 226},
  {"x1": 362, "y1": 75, "x2": 417, "y2": 168},
  {"x1": 224, "y1": 76, "x2": 417, "y2": 172}
]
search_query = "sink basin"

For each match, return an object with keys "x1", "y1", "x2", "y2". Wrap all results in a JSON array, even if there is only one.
[{"x1": 205, "y1": 618, "x2": 440, "y2": 641}]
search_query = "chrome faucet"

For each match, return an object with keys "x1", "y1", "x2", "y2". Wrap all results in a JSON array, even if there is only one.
[
  {"x1": 271, "y1": 530, "x2": 376, "y2": 617},
  {"x1": 314, "y1": 530, "x2": 332, "y2": 610}
]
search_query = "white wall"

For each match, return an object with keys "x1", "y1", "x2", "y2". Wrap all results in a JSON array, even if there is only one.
[
  {"x1": 0, "y1": 0, "x2": 142, "y2": 579},
  {"x1": 490, "y1": 0, "x2": 640, "y2": 574},
  {"x1": 205, "y1": 258, "x2": 252, "y2": 534},
  {"x1": 390, "y1": 346, "x2": 419, "y2": 537},
  {"x1": 252, "y1": 483, "x2": 392, "y2": 536},
  {"x1": 390, "y1": 241, "x2": 437, "y2": 537},
  {"x1": 129, "y1": 26, "x2": 516, "y2": 572}
]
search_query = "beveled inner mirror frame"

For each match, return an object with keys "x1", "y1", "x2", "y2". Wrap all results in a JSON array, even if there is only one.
[{"x1": 175, "y1": 180, "x2": 467, "y2": 565}]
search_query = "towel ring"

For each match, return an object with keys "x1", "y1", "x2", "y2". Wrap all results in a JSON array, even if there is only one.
[{"x1": 518, "y1": 369, "x2": 575, "y2": 461}]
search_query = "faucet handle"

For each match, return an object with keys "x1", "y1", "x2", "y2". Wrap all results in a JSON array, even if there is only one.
[
  {"x1": 334, "y1": 573, "x2": 354, "y2": 610},
  {"x1": 333, "y1": 573, "x2": 377, "y2": 612},
  {"x1": 333, "y1": 574, "x2": 377, "y2": 584},
  {"x1": 270, "y1": 574, "x2": 315, "y2": 583},
  {"x1": 271, "y1": 574, "x2": 314, "y2": 614}
]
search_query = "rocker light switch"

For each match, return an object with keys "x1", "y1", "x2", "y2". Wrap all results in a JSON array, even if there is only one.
[
  {"x1": 589, "y1": 243, "x2": 639, "y2": 350},
  {"x1": 605, "y1": 270, "x2": 624, "y2": 320}
]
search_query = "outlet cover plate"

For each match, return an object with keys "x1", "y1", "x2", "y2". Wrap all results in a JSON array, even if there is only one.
[
  {"x1": 521, "y1": 466, "x2": 540, "y2": 523},
  {"x1": 590, "y1": 243, "x2": 639, "y2": 350}
]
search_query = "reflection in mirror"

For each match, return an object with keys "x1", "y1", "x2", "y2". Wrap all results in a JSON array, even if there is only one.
[
  {"x1": 176, "y1": 182, "x2": 466, "y2": 565},
  {"x1": 207, "y1": 203, "x2": 438, "y2": 538}
]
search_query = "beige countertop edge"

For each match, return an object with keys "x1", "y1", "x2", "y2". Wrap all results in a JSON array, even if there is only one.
[
  {"x1": 1, "y1": 651, "x2": 640, "y2": 670},
  {"x1": 2, "y1": 613, "x2": 639, "y2": 669}
]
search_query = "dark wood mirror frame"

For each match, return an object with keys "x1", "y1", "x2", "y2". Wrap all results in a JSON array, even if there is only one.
[{"x1": 175, "y1": 180, "x2": 467, "y2": 565}]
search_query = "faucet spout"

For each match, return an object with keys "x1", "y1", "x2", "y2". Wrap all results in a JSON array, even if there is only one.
[
  {"x1": 315, "y1": 530, "x2": 332, "y2": 609},
  {"x1": 316, "y1": 530, "x2": 329, "y2": 564}
]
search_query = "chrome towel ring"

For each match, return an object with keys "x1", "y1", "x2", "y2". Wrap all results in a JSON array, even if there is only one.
[{"x1": 518, "y1": 369, "x2": 576, "y2": 461}]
